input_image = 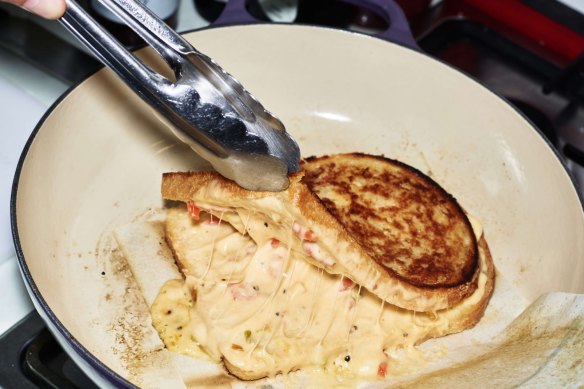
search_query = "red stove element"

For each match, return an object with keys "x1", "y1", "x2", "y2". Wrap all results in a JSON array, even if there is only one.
[
  {"x1": 465, "y1": 0, "x2": 584, "y2": 63},
  {"x1": 420, "y1": 0, "x2": 584, "y2": 67}
]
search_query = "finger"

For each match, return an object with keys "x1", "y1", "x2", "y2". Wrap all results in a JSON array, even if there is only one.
[{"x1": 9, "y1": 0, "x2": 66, "y2": 19}]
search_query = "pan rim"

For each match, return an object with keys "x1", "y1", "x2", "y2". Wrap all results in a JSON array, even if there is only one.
[{"x1": 9, "y1": 72, "x2": 137, "y2": 387}]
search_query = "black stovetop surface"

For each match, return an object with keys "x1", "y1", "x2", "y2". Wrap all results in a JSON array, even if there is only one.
[{"x1": 0, "y1": 312, "x2": 97, "y2": 389}]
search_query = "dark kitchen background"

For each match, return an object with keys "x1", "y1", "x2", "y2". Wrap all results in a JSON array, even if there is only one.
[{"x1": 1, "y1": 0, "x2": 583, "y2": 387}]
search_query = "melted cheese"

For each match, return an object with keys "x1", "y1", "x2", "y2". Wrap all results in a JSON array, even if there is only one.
[{"x1": 151, "y1": 208, "x2": 490, "y2": 381}]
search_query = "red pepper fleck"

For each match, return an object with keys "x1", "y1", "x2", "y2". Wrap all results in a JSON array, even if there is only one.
[
  {"x1": 292, "y1": 222, "x2": 317, "y2": 242},
  {"x1": 187, "y1": 201, "x2": 200, "y2": 220},
  {"x1": 339, "y1": 277, "x2": 355, "y2": 291},
  {"x1": 270, "y1": 238, "x2": 280, "y2": 248},
  {"x1": 206, "y1": 215, "x2": 220, "y2": 225},
  {"x1": 377, "y1": 361, "x2": 388, "y2": 377},
  {"x1": 304, "y1": 229, "x2": 317, "y2": 242}
]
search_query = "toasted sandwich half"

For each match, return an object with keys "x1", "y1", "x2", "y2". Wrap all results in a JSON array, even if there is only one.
[{"x1": 161, "y1": 154, "x2": 486, "y2": 313}]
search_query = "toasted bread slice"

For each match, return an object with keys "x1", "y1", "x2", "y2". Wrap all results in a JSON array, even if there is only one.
[
  {"x1": 302, "y1": 153, "x2": 478, "y2": 288},
  {"x1": 162, "y1": 157, "x2": 481, "y2": 312}
]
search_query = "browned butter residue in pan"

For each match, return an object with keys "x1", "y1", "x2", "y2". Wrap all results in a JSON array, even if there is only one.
[{"x1": 96, "y1": 228, "x2": 170, "y2": 387}]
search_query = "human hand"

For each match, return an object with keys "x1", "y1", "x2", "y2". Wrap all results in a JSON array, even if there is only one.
[{"x1": 1, "y1": 0, "x2": 66, "y2": 19}]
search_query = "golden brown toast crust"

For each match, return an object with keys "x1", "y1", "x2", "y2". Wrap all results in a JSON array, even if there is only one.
[
  {"x1": 302, "y1": 153, "x2": 478, "y2": 288},
  {"x1": 161, "y1": 167, "x2": 480, "y2": 312}
]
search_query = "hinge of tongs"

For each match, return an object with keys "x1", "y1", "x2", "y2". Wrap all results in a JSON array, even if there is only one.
[{"x1": 59, "y1": 0, "x2": 301, "y2": 191}]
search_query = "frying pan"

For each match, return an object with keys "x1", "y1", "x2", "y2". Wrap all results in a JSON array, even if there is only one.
[{"x1": 11, "y1": 0, "x2": 584, "y2": 387}]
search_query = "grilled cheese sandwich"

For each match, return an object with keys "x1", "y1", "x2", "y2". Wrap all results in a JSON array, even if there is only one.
[{"x1": 147, "y1": 153, "x2": 495, "y2": 381}]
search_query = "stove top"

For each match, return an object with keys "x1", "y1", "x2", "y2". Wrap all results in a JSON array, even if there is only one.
[
  {"x1": 0, "y1": 313, "x2": 97, "y2": 389},
  {"x1": 1, "y1": 0, "x2": 583, "y2": 387}
]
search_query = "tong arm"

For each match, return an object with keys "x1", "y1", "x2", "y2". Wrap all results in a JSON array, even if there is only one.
[
  {"x1": 60, "y1": 0, "x2": 169, "y2": 100},
  {"x1": 60, "y1": 0, "x2": 229, "y2": 157},
  {"x1": 60, "y1": 0, "x2": 301, "y2": 191}
]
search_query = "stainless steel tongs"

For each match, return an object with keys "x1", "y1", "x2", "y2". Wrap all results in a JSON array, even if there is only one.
[{"x1": 59, "y1": 0, "x2": 300, "y2": 191}]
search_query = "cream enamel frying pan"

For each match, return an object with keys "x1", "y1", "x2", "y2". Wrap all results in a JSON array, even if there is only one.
[{"x1": 11, "y1": 1, "x2": 584, "y2": 387}]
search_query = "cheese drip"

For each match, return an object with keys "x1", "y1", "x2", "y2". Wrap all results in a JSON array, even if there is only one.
[{"x1": 151, "y1": 208, "x2": 490, "y2": 381}]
